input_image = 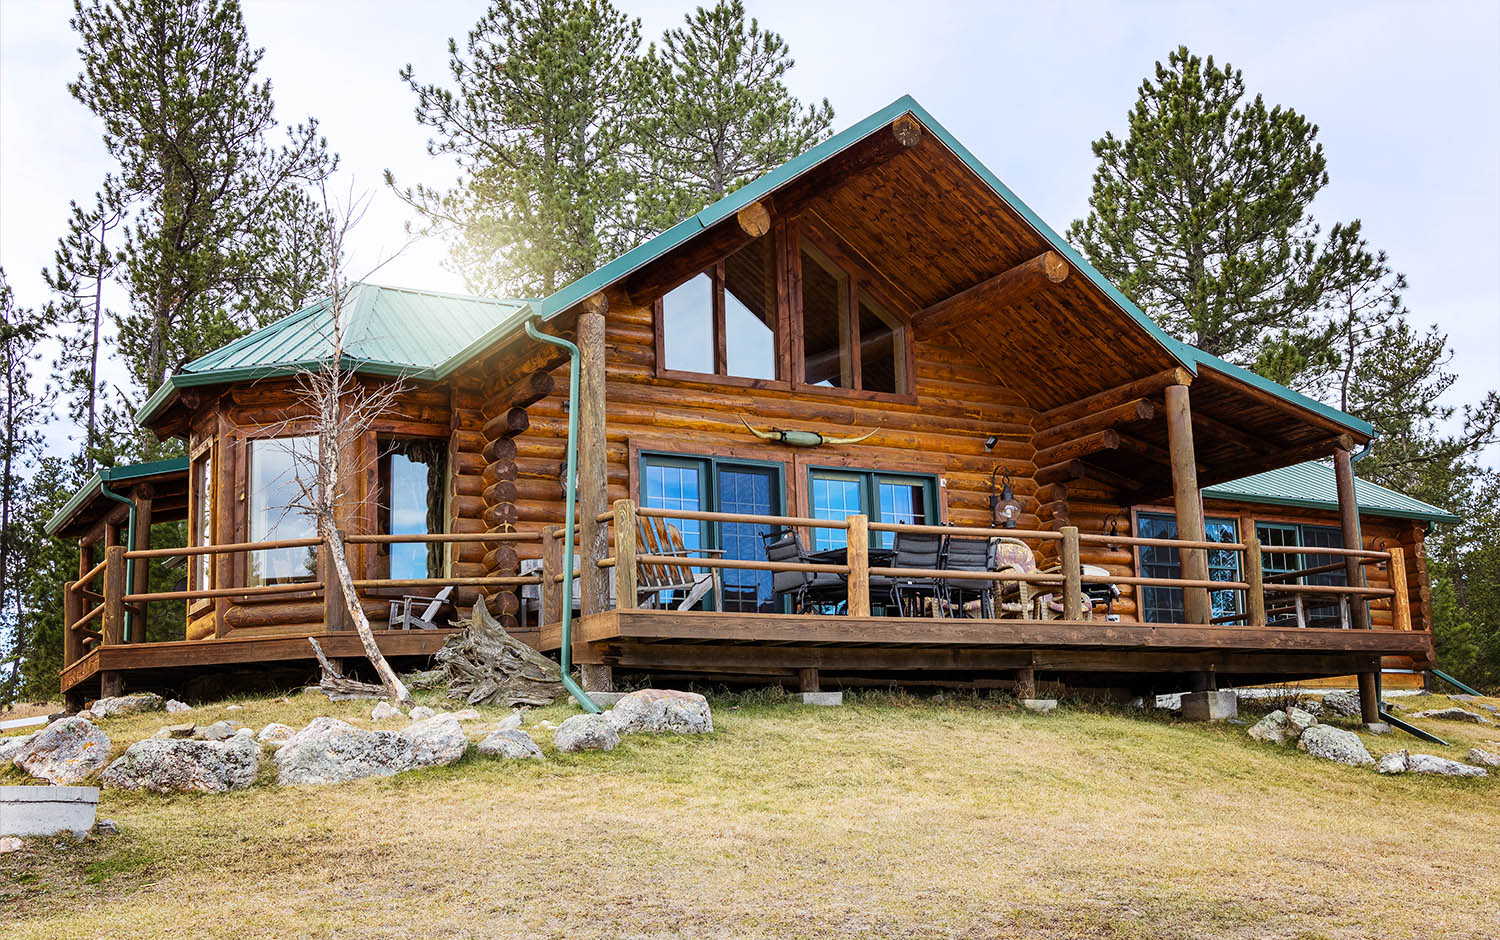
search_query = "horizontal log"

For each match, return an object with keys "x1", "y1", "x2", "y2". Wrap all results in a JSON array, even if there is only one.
[
  {"x1": 1038, "y1": 367, "x2": 1191, "y2": 428},
  {"x1": 913, "y1": 251, "x2": 1068, "y2": 341},
  {"x1": 1034, "y1": 399, "x2": 1155, "y2": 451},
  {"x1": 1034, "y1": 460, "x2": 1085, "y2": 486},
  {"x1": 483, "y1": 460, "x2": 520, "y2": 486},
  {"x1": 1033, "y1": 429, "x2": 1120, "y2": 467},
  {"x1": 482, "y1": 480, "x2": 519, "y2": 505},
  {"x1": 482, "y1": 407, "x2": 530, "y2": 441},
  {"x1": 485, "y1": 371, "x2": 554, "y2": 414}
]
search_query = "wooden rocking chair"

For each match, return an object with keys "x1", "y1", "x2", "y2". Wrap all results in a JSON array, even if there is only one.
[
  {"x1": 636, "y1": 516, "x2": 723, "y2": 610},
  {"x1": 388, "y1": 585, "x2": 455, "y2": 630}
]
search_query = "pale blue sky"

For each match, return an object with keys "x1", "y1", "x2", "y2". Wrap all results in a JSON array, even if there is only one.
[{"x1": 3, "y1": 1, "x2": 1497, "y2": 463}]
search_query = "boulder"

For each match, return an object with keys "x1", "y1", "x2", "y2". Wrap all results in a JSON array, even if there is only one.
[
  {"x1": 1466, "y1": 747, "x2": 1500, "y2": 769},
  {"x1": 1376, "y1": 750, "x2": 1409, "y2": 774},
  {"x1": 1296, "y1": 698, "x2": 1325, "y2": 720},
  {"x1": 195, "y1": 721, "x2": 242, "y2": 742},
  {"x1": 257, "y1": 723, "x2": 296, "y2": 744},
  {"x1": 101, "y1": 729, "x2": 260, "y2": 793},
  {"x1": 476, "y1": 728, "x2": 543, "y2": 760},
  {"x1": 224, "y1": 704, "x2": 243, "y2": 712},
  {"x1": 159, "y1": 723, "x2": 196, "y2": 739},
  {"x1": 495, "y1": 710, "x2": 524, "y2": 731},
  {"x1": 273, "y1": 716, "x2": 467, "y2": 786},
  {"x1": 88, "y1": 693, "x2": 164, "y2": 719},
  {"x1": 1407, "y1": 753, "x2": 1489, "y2": 778},
  {"x1": 1296, "y1": 724, "x2": 1374, "y2": 766},
  {"x1": 554, "y1": 714, "x2": 619, "y2": 753},
  {"x1": 370, "y1": 702, "x2": 403, "y2": 721},
  {"x1": 606, "y1": 689, "x2": 713, "y2": 735},
  {"x1": 1285, "y1": 707, "x2": 1318, "y2": 736},
  {"x1": 1320, "y1": 690, "x2": 1363, "y2": 719},
  {"x1": 1408, "y1": 707, "x2": 1492, "y2": 725},
  {"x1": 1247, "y1": 710, "x2": 1291, "y2": 745},
  {"x1": 165, "y1": 699, "x2": 190, "y2": 714},
  {"x1": 408, "y1": 706, "x2": 436, "y2": 721},
  {"x1": 0, "y1": 732, "x2": 37, "y2": 764},
  {"x1": 13, "y1": 717, "x2": 111, "y2": 784},
  {"x1": 0, "y1": 836, "x2": 21, "y2": 853}
]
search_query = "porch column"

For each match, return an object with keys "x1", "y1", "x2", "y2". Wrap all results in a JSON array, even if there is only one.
[
  {"x1": 576, "y1": 292, "x2": 613, "y2": 693},
  {"x1": 130, "y1": 485, "x2": 153, "y2": 642},
  {"x1": 1164, "y1": 384, "x2": 1211, "y2": 624},
  {"x1": 1333, "y1": 445, "x2": 1380, "y2": 724}
]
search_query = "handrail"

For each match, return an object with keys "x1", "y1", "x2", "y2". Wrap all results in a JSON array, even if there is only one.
[
  {"x1": 71, "y1": 603, "x2": 105, "y2": 633},
  {"x1": 869, "y1": 521, "x2": 1064, "y2": 541},
  {"x1": 1079, "y1": 533, "x2": 1246, "y2": 551},
  {"x1": 123, "y1": 581, "x2": 325, "y2": 603},
  {"x1": 636, "y1": 505, "x2": 852, "y2": 530},
  {"x1": 125, "y1": 537, "x2": 322, "y2": 560},
  {"x1": 345, "y1": 532, "x2": 541, "y2": 544},
  {"x1": 75, "y1": 558, "x2": 109, "y2": 587}
]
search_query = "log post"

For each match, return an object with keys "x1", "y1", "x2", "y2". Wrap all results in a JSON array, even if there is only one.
[
  {"x1": 1164, "y1": 384, "x2": 1211, "y2": 624},
  {"x1": 1061, "y1": 526, "x2": 1083, "y2": 621},
  {"x1": 1015, "y1": 666, "x2": 1036, "y2": 700},
  {"x1": 1334, "y1": 445, "x2": 1380, "y2": 724},
  {"x1": 613, "y1": 499, "x2": 638, "y2": 610},
  {"x1": 1388, "y1": 546, "x2": 1411, "y2": 631},
  {"x1": 576, "y1": 293, "x2": 612, "y2": 693},
  {"x1": 540, "y1": 526, "x2": 562, "y2": 627},
  {"x1": 799, "y1": 667, "x2": 821, "y2": 693},
  {"x1": 846, "y1": 514, "x2": 871, "y2": 617},
  {"x1": 324, "y1": 530, "x2": 351, "y2": 631},
  {"x1": 101, "y1": 545, "x2": 126, "y2": 646},
  {"x1": 130, "y1": 488, "x2": 153, "y2": 642},
  {"x1": 63, "y1": 581, "x2": 82, "y2": 669},
  {"x1": 1244, "y1": 536, "x2": 1267, "y2": 627}
]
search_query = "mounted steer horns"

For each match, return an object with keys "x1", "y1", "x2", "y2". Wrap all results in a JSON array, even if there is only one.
[{"x1": 738, "y1": 414, "x2": 877, "y2": 447}]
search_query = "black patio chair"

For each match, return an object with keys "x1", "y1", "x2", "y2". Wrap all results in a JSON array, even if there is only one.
[
  {"x1": 889, "y1": 530, "x2": 944, "y2": 616},
  {"x1": 762, "y1": 528, "x2": 844, "y2": 613},
  {"x1": 941, "y1": 536, "x2": 995, "y2": 618}
]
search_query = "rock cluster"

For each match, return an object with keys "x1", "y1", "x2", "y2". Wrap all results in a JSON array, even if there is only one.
[
  {"x1": 370, "y1": 701, "x2": 403, "y2": 721},
  {"x1": 1247, "y1": 708, "x2": 1373, "y2": 766},
  {"x1": 12, "y1": 716, "x2": 112, "y2": 784},
  {"x1": 1375, "y1": 749, "x2": 1489, "y2": 777},
  {"x1": 554, "y1": 713, "x2": 620, "y2": 753},
  {"x1": 273, "y1": 716, "x2": 467, "y2": 785},
  {"x1": 606, "y1": 689, "x2": 713, "y2": 735},
  {"x1": 102, "y1": 729, "x2": 261, "y2": 793},
  {"x1": 88, "y1": 693, "x2": 164, "y2": 719},
  {"x1": 1466, "y1": 747, "x2": 1500, "y2": 768}
]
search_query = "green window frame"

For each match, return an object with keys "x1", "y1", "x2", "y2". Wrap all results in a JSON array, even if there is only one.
[
  {"x1": 1136, "y1": 512, "x2": 1242, "y2": 623},
  {"x1": 806, "y1": 466, "x2": 938, "y2": 550}
]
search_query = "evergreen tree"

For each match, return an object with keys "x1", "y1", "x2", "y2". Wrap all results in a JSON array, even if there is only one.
[
  {"x1": 633, "y1": 1, "x2": 834, "y2": 233},
  {"x1": 391, "y1": 0, "x2": 646, "y2": 297},
  {"x1": 68, "y1": 0, "x2": 337, "y2": 395},
  {"x1": 1067, "y1": 46, "x2": 1358, "y2": 366}
]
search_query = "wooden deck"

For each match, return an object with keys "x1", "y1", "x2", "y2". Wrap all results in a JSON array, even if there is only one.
[
  {"x1": 541, "y1": 610, "x2": 1436, "y2": 691},
  {"x1": 61, "y1": 629, "x2": 459, "y2": 701}
]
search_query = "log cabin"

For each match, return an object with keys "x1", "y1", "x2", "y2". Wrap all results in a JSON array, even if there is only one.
[{"x1": 46, "y1": 97, "x2": 1454, "y2": 714}]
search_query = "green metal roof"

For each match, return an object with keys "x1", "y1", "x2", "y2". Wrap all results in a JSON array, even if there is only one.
[
  {"x1": 1204, "y1": 461, "x2": 1459, "y2": 524},
  {"x1": 45, "y1": 456, "x2": 191, "y2": 537}
]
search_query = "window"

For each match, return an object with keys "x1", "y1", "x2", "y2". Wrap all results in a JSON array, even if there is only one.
[
  {"x1": 247, "y1": 436, "x2": 318, "y2": 587},
  {"x1": 1256, "y1": 522, "x2": 1347, "y2": 626},
  {"x1": 640, "y1": 453, "x2": 784, "y2": 611},
  {"x1": 1137, "y1": 513, "x2": 1241, "y2": 623},
  {"x1": 797, "y1": 237, "x2": 908, "y2": 395},
  {"x1": 190, "y1": 450, "x2": 212, "y2": 590},
  {"x1": 659, "y1": 236, "x2": 776, "y2": 380},
  {"x1": 377, "y1": 438, "x2": 448, "y2": 580},
  {"x1": 809, "y1": 468, "x2": 936, "y2": 550}
]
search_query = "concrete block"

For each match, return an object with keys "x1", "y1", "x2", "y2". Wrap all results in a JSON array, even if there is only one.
[
  {"x1": 0, "y1": 786, "x2": 99, "y2": 839},
  {"x1": 1021, "y1": 699, "x2": 1057, "y2": 713},
  {"x1": 800, "y1": 692, "x2": 843, "y2": 706},
  {"x1": 1180, "y1": 690, "x2": 1238, "y2": 721}
]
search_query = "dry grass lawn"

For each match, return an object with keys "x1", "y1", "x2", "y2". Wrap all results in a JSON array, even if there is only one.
[{"x1": 2, "y1": 689, "x2": 1498, "y2": 939}]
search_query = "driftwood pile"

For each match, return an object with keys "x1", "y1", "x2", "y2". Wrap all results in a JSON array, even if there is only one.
[
  {"x1": 407, "y1": 599, "x2": 562, "y2": 707},
  {"x1": 306, "y1": 637, "x2": 386, "y2": 700}
]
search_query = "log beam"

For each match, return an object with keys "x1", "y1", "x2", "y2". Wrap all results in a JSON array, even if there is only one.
[
  {"x1": 736, "y1": 201, "x2": 771, "y2": 238},
  {"x1": 1039, "y1": 367, "x2": 1192, "y2": 429},
  {"x1": 913, "y1": 251, "x2": 1069, "y2": 341},
  {"x1": 576, "y1": 294, "x2": 612, "y2": 691},
  {"x1": 1033, "y1": 429, "x2": 1119, "y2": 468},
  {"x1": 1034, "y1": 399, "x2": 1155, "y2": 451}
]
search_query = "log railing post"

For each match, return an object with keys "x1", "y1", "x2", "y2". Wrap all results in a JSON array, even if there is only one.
[
  {"x1": 613, "y1": 499, "x2": 638, "y2": 610},
  {"x1": 846, "y1": 515, "x2": 870, "y2": 617},
  {"x1": 1244, "y1": 536, "x2": 1267, "y2": 627},
  {"x1": 63, "y1": 581, "x2": 82, "y2": 668},
  {"x1": 576, "y1": 294, "x2": 612, "y2": 694},
  {"x1": 541, "y1": 526, "x2": 562, "y2": 627},
  {"x1": 101, "y1": 545, "x2": 127, "y2": 646},
  {"x1": 130, "y1": 488, "x2": 153, "y2": 642},
  {"x1": 1164, "y1": 384, "x2": 1211, "y2": 624},
  {"x1": 1334, "y1": 445, "x2": 1380, "y2": 724},
  {"x1": 1061, "y1": 526, "x2": 1084, "y2": 621},
  {"x1": 1388, "y1": 546, "x2": 1411, "y2": 631},
  {"x1": 323, "y1": 531, "x2": 351, "y2": 632}
]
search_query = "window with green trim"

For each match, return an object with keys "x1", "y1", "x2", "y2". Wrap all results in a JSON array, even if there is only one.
[
  {"x1": 808, "y1": 468, "x2": 936, "y2": 550},
  {"x1": 1136, "y1": 513, "x2": 1241, "y2": 623}
]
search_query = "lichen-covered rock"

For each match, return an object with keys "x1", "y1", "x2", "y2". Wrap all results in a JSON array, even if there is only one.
[
  {"x1": 606, "y1": 689, "x2": 713, "y2": 735},
  {"x1": 1466, "y1": 747, "x2": 1500, "y2": 768},
  {"x1": 370, "y1": 702, "x2": 402, "y2": 721},
  {"x1": 1320, "y1": 690, "x2": 1362, "y2": 719},
  {"x1": 1247, "y1": 710, "x2": 1290, "y2": 745},
  {"x1": 554, "y1": 713, "x2": 619, "y2": 753},
  {"x1": 1297, "y1": 724, "x2": 1374, "y2": 766},
  {"x1": 0, "y1": 731, "x2": 38, "y2": 764},
  {"x1": 14, "y1": 716, "x2": 111, "y2": 784},
  {"x1": 101, "y1": 729, "x2": 260, "y2": 793},
  {"x1": 476, "y1": 728, "x2": 543, "y2": 760},
  {"x1": 195, "y1": 721, "x2": 242, "y2": 741},
  {"x1": 1285, "y1": 706, "x2": 1318, "y2": 736},
  {"x1": 273, "y1": 716, "x2": 467, "y2": 786},
  {"x1": 165, "y1": 699, "x2": 190, "y2": 714},
  {"x1": 1376, "y1": 749, "x2": 1409, "y2": 774},
  {"x1": 1408, "y1": 707, "x2": 1492, "y2": 725},
  {"x1": 89, "y1": 693, "x2": 164, "y2": 719},
  {"x1": 257, "y1": 723, "x2": 296, "y2": 744},
  {"x1": 407, "y1": 705, "x2": 436, "y2": 721},
  {"x1": 1296, "y1": 698, "x2": 1325, "y2": 720},
  {"x1": 1406, "y1": 753, "x2": 1489, "y2": 777},
  {"x1": 495, "y1": 710, "x2": 524, "y2": 731}
]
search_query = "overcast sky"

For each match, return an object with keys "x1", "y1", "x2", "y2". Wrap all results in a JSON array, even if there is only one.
[{"x1": 3, "y1": 0, "x2": 1497, "y2": 465}]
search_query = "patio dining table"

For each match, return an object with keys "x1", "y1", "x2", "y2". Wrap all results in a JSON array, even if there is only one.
[{"x1": 805, "y1": 546, "x2": 899, "y2": 613}]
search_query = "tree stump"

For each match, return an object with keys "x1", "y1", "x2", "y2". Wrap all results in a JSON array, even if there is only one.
[{"x1": 406, "y1": 598, "x2": 562, "y2": 707}]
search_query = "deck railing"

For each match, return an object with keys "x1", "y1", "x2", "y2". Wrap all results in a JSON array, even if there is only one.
[
  {"x1": 582, "y1": 499, "x2": 1411, "y2": 629},
  {"x1": 61, "y1": 531, "x2": 547, "y2": 673}
]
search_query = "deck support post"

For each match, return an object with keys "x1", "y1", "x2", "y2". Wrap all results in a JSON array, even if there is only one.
[
  {"x1": 799, "y1": 667, "x2": 821, "y2": 693},
  {"x1": 63, "y1": 581, "x2": 83, "y2": 671},
  {"x1": 1333, "y1": 446, "x2": 1380, "y2": 724},
  {"x1": 577, "y1": 294, "x2": 612, "y2": 693},
  {"x1": 1164, "y1": 384, "x2": 1211, "y2": 624},
  {"x1": 846, "y1": 515, "x2": 871, "y2": 617},
  {"x1": 99, "y1": 671, "x2": 124, "y2": 699},
  {"x1": 101, "y1": 545, "x2": 126, "y2": 646},
  {"x1": 1014, "y1": 666, "x2": 1036, "y2": 700}
]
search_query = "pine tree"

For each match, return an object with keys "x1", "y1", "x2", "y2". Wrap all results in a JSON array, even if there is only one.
[
  {"x1": 68, "y1": 0, "x2": 337, "y2": 395},
  {"x1": 633, "y1": 1, "x2": 834, "y2": 234},
  {"x1": 1067, "y1": 46, "x2": 1358, "y2": 366},
  {"x1": 390, "y1": 0, "x2": 646, "y2": 297}
]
